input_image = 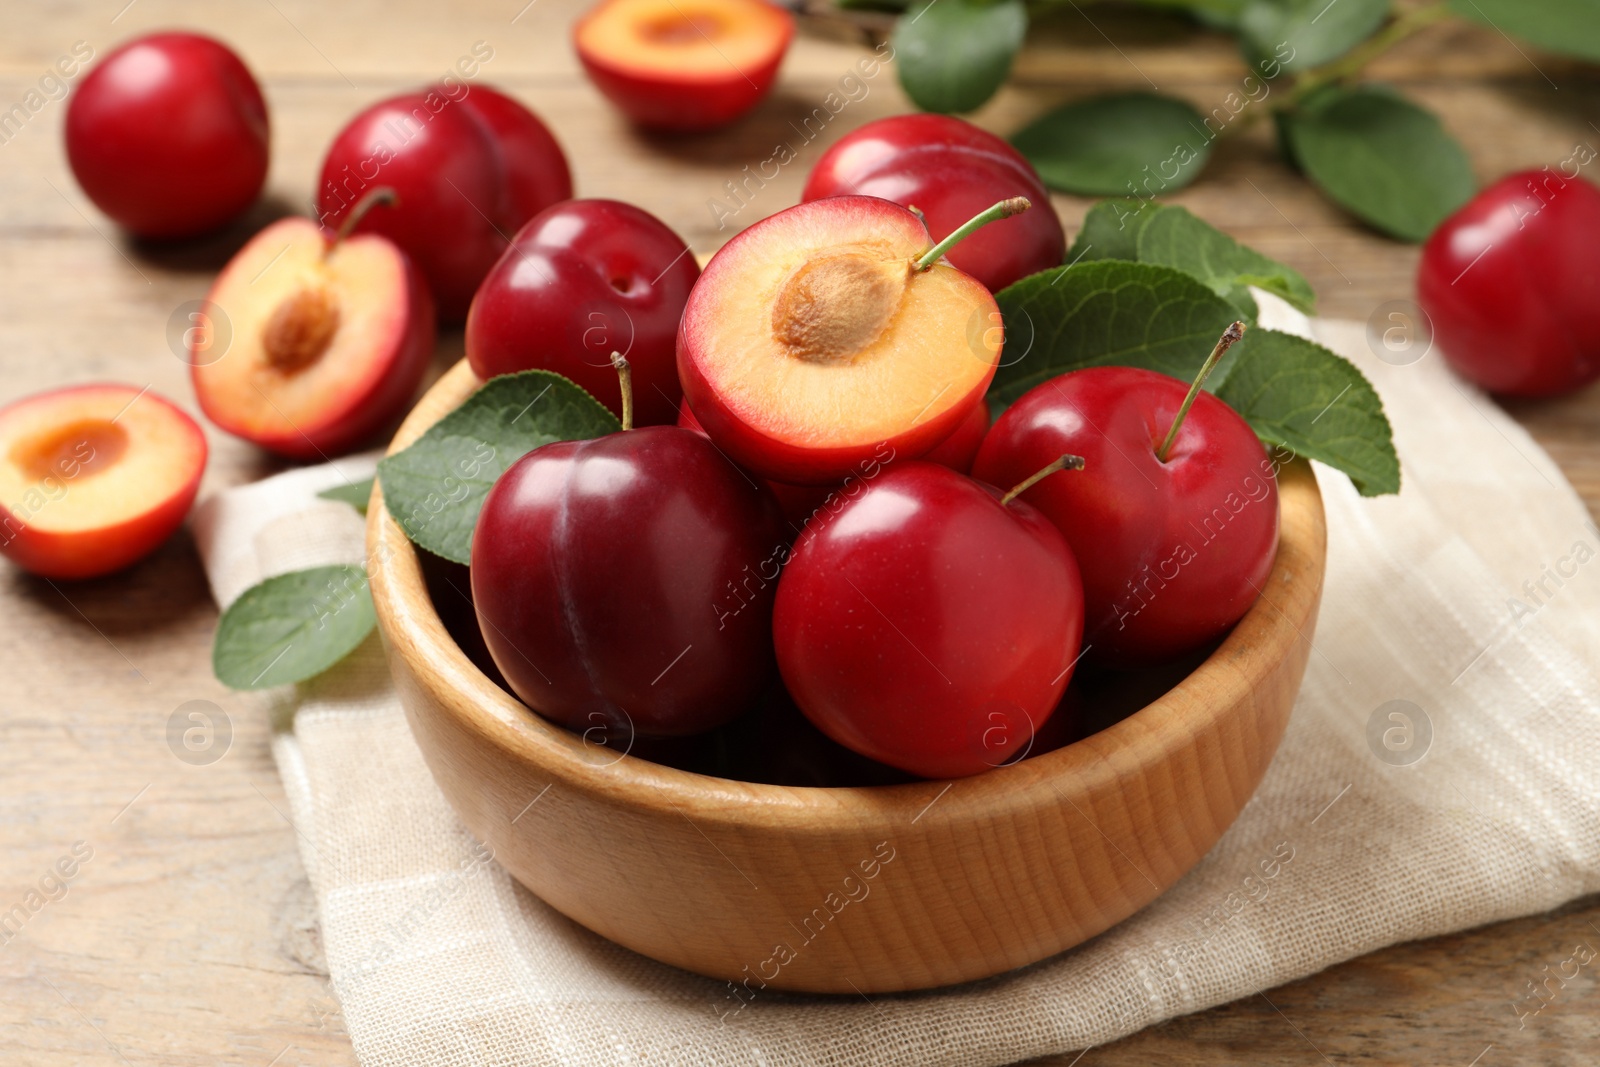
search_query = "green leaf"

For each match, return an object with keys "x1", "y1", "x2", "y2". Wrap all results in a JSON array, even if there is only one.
[
  {"x1": 1213, "y1": 328, "x2": 1400, "y2": 496},
  {"x1": 892, "y1": 0, "x2": 1027, "y2": 114},
  {"x1": 377, "y1": 371, "x2": 620, "y2": 565},
  {"x1": 1066, "y1": 198, "x2": 1152, "y2": 263},
  {"x1": 317, "y1": 477, "x2": 375, "y2": 516},
  {"x1": 1449, "y1": 0, "x2": 1600, "y2": 64},
  {"x1": 213, "y1": 565, "x2": 376, "y2": 689},
  {"x1": 989, "y1": 260, "x2": 1242, "y2": 408},
  {"x1": 991, "y1": 260, "x2": 1397, "y2": 495},
  {"x1": 1067, "y1": 200, "x2": 1316, "y2": 317},
  {"x1": 1011, "y1": 93, "x2": 1213, "y2": 197},
  {"x1": 1134, "y1": 204, "x2": 1317, "y2": 316},
  {"x1": 1280, "y1": 85, "x2": 1477, "y2": 242},
  {"x1": 1239, "y1": 0, "x2": 1389, "y2": 73}
]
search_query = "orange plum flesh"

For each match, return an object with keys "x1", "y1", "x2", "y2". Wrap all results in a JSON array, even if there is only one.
[{"x1": 677, "y1": 195, "x2": 1002, "y2": 485}]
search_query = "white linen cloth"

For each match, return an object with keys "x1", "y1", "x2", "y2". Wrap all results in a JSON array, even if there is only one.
[{"x1": 193, "y1": 298, "x2": 1600, "y2": 1065}]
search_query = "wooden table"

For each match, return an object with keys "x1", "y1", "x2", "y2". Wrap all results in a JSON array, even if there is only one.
[{"x1": 2, "y1": 2, "x2": 1597, "y2": 1064}]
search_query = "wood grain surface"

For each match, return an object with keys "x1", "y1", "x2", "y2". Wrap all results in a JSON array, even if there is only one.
[{"x1": 0, "y1": 0, "x2": 1596, "y2": 1063}]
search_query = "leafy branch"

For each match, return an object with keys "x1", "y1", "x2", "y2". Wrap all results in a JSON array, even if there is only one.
[
  {"x1": 876, "y1": 0, "x2": 1596, "y2": 241},
  {"x1": 1280, "y1": 1, "x2": 1453, "y2": 105}
]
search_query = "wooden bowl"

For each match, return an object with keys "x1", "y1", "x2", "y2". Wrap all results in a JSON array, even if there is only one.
[{"x1": 368, "y1": 359, "x2": 1327, "y2": 994}]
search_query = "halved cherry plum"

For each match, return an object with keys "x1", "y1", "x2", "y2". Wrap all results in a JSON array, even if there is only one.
[
  {"x1": 0, "y1": 385, "x2": 206, "y2": 579},
  {"x1": 192, "y1": 215, "x2": 435, "y2": 460},
  {"x1": 575, "y1": 0, "x2": 793, "y2": 131}
]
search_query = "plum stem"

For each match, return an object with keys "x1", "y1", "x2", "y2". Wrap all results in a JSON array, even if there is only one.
[
  {"x1": 914, "y1": 197, "x2": 1031, "y2": 272},
  {"x1": 331, "y1": 187, "x2": 399, "y2": 251},
  {"x1": 1001, "y1": 453, "x2": 1084, "y2": 506},
  {"x1": 1156, "y1": 320, "x2": 1246, "y2": 463},
  {"x1": 610, "y1": 351, "x2": 633, "y2": 431}
]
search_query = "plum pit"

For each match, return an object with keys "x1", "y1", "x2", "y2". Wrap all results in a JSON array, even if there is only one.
[
  {"x1": 262, "y1": 287, "x2": 341, "y2": 373},
  {"x1": 10, "y1": 418, "x2": 130, "y2": 481},
  {"x1": 638, "y1": 11, "x2": 727, "y2": 44},
  {"x1": 770, "y1": 251, "x2": 909, "y2": 366}
]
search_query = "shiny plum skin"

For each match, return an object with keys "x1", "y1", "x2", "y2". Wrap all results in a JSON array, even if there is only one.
[
  {"x1": 675, "y1": 397, "x2": 989, "y2": 530},
  {"x1": 921, "y1": 397, "x2": 990, "y2": 474},
  {"x1": 773, "y1": 462, "x2": 1084, "y2": 779},
  {"x1": 471, "y1": 426, "x2": 786, "y2": 737},
  {"x1": 467, "y1": 200, "x2": 698, "y2": 427},
  {"x1": 973, "y1": 366, "x2": 1279, "y2": 666},
  {"x1": 66, "y1": 33, "x2": 269, "y2": 238},
  {"x1": 1417, "y1": 169, "x2": 1600, "y2": 398},
  {"x1": 316, "y1": 84, "x2": 571, "y2": 321},
  {"x1": 803, "y1": 114, "x2": 1063, "y2": 293},
  {"x1": 675, "y1": 399, "x2": 832, "y2": 529}
]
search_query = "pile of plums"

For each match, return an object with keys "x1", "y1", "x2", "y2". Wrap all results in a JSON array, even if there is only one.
[
  {"x1": 461, "y1": 119, "x2": 1281, "y2": 780},
  {"x1": 31, "y1": 30, "x2": 1286, "y2": 776}
]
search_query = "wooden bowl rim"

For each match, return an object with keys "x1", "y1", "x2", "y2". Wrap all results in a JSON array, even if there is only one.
[{"x1": 368, "y1": 359, "x2": 1326, "y2": 832}]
